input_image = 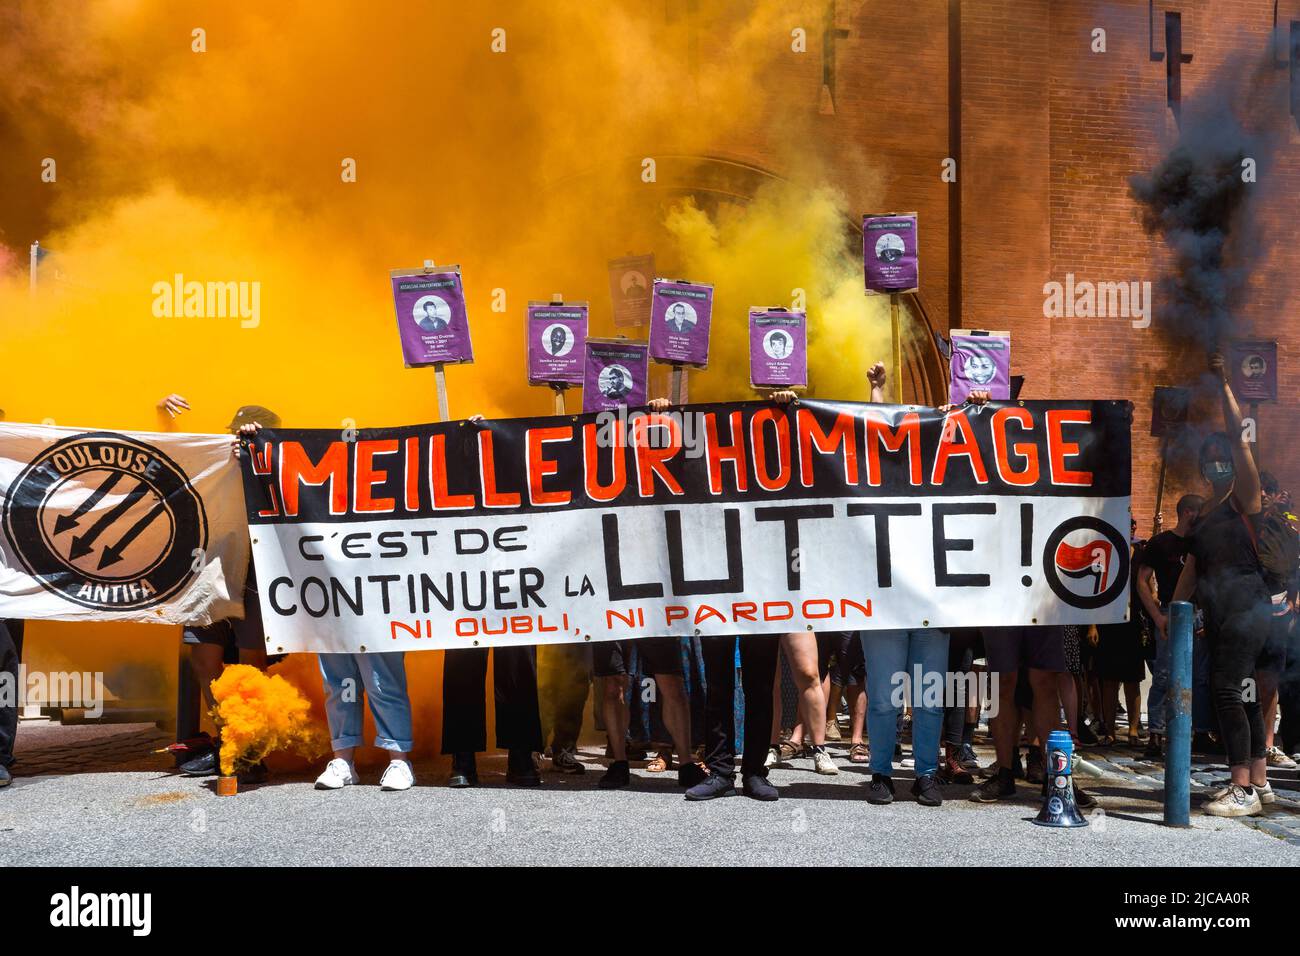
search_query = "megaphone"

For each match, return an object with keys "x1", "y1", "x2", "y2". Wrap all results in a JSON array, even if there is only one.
[{"x1": 1033, "y1": 730, "x2": 1088, "y2": 828}]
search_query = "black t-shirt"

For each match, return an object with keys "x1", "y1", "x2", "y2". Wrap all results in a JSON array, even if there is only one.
[
  {"x1": 1189, "y1": 497, "x2": 1269, "y2": 619},
  {"x1": 1140, "y1": 530, "x2": 1190, "y2": 605}
]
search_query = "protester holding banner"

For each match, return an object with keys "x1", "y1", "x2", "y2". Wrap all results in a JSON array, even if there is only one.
[
  {"x1": 592, "y1": 636, "x2": 704, "y2": 790},
  {"x1": 176, "y1": 405, "x2": 276, "y2": 780},
  {"x1": 1254, "y1": 472, "x2": 1298, "y2": 769},
  {"x1": 1173, "y1": 353, "x2": 1273, "y2": 817},
  {"x1": 1136, "y1": 493, "x2": 1204, "y2": 760}
]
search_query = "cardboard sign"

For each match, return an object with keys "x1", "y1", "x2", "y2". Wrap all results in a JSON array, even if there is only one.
[
  {"x1": 649, "y1": 278, "x2": 712, "y2": 367},
  {"x1": 1229, "y1": 340, "x2": 1277, "y2": 403},
  {"x1": 949, "y1": 330, "x2": 1011, "y2": 403},
  {"x1": 583, "y1": 339, "x2": 649, "y2": 412},
  {"x1": 862, "y1": 213, "x2": 919, "y2": 294},
  {"x1": 1150, "y1": 386, "x2": 1191, "y2": 438},
  {"x1": 390, "y1": 266, "x2": 474, "y2": 367},
  {"x1": 527, "y1": 301, "x2": 588, "y2": 386},
  {"x1": 749, "y1": 308, "x2": 808, "y2": 389},
  {"x1": 608, "y1": 254, "x2": 655, "y2": 328}
]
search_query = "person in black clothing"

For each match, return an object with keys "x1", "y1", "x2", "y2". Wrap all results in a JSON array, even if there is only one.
[
  {"x1": 0, "y1": 619, "x2": 24, "y2": 787},
  {"x1": 1136, "y1": 493, "x2": 1204, "y2": 759},
  {"x1": 1255, "y1": 473, "x2": 1299, "y2": 767},
  {"x1": 1172, "y1": 353, "x2": 1272, "y2": 817}
]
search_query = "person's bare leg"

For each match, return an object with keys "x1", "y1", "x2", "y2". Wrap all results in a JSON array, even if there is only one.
[
  {"x1": 782, "y1": 632, "x2": 827, "y2": 747},
  {"x1": 772, "y1": 652, "x2": 790, "y2": 747},
  {"x1": 992, "y1": 671, "x2": 1019, "y2": 769},
  {"x1": 1258, "y1": 670, "x2": 1280, "y2": 751},
  {"x1": 1057, "y1": 672, "x2": 1079, "y2": 738},
  {"x1": 1103, "y1": 679, "x2": 1124, "y2": 738},
  {"x1": 189, "y1": 643, "x2": 224, "y2": 711},
  {"x1": 1028, "y1": 669, "x2": 1064, "y2": 759},
  {"x1": 601, "y1": 674, "x2": 630, "y2": 761},
  {"x1": 238, "y1": 646, "x2": 268, "y2": 671},
  {"x1": 1124, "y1": 681, "x2": 1143, "y2": 739},
  {"x1": 654, "y1": 674, "x2": 693, "y2": 767},
  {"x1": 846, "y1": 684, "x2": 866, "y2": 744}
]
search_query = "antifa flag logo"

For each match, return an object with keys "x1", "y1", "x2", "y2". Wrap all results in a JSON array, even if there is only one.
[
  {"x1": 2, "y1": 433, "x2": 208, "y2": 611},
  {"x1": 1042, "y1": 516, "x2": 1128, "y2": 611},
  {"x1": 1053, "y1": 539, "x2": 1113, "y2": 595}
]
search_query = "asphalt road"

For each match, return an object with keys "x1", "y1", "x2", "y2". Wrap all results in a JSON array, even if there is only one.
[{"x1": 3, "y1": 748, "x2": 1296, "y2": 866}]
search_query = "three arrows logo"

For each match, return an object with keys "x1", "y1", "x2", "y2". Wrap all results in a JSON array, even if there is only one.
[{"x1": 3, "y1": 432, "x2": 207, "y2": 612}]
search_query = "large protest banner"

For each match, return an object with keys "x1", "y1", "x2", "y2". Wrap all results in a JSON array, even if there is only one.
[
  {"x1": 239, "y1": 400, "x2": 1132, "y2": 654},
  {"x1": 0, "y1": 424, "x2": 250, "y2": 623}
]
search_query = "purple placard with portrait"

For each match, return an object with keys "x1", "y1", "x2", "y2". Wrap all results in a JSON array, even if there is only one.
[
  {"x1": 948, "y1": 330, "x2": 1011, "y2": 404},
  {"x1": 608, "y1": 254, "x2": 655, "y2": 328},
  {"x1": 862, "y1": 213, "x2": 919, "y2": 294},
  {"x1": 390, "y1": 267, "x2": 474, "y2": 367},
  {"x1": 527, "y1": 302, "x2": 588, "y2": 386},
  {"x1": 583, "y1": 339, "x2": 649, "y2": 413},
  {"x1": 1228, "y1": 339, "x2": 1277, "y2": 403},
  {"x1": 649, "y1": 278, "x2": 712, "y2": 367},
  {"x1": 749, "y1": 309, "x2": 808, "y2": 389}
]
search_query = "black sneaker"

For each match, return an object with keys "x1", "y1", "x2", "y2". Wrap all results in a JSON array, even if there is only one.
[
  {"x1": 1025, "y1": 747, "x2": 1045, "y2": 785},
  {"x1": 0, "y1": 764, "x2": 11, "y2": 787},
  {"x1": 912, "y1": 773, "x2": 943, "y2": 806},
  {"x1": 867, "y1": 773, "x2": 895, "y2": 805},
  {"x1": 448, "y1": 752, "x2": 478, "y2": 788},
  {"x1": 180, "y1": 750, "x2": 218, "y2": 777},
  {"x1": 550, "y1": 747, "x2": 586, "y2": 774},
  {"x1": 970, "y1": 768, "x2": 1016, "y2": 803},
  {"x1": 685, "y1": 773, "x2": 735, "y2": 801},
  {"x1": 957, "y1": 743, "x2": 980, "y2": 769},
  {"x1": 1078, "y1": 721, "x2": 1100, "y2": 747},
  {"x1": 1143, "y1": 735, "x2": 1164, "y2": 761},
  {"x1": 1073, "y1": 782, "x2": 1098, "y2": 810},
  {"x1": 506, "y1": 748, "x2": 541, "y2": 786},
  {"x1": 598, "y1": 760, "x2": 631, "y2": 790},
  {"x1": 741, "y1": 773, "x2": 779, "y2": 801},
  {"x1": 677, "y1": 761, "x2": 707, "y2": 789}
]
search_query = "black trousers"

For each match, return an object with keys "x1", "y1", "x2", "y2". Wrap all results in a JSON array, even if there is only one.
[
  {"x1": 1, "y1": 619, "x2": 24, "y2": 767},
  {"x1": 441, "y1": 645, "x2": 543, "y2": 755},
  {"x1": 538, "y1": 643, "x2": 590, "y2": 752},
  {"x1": 1208, "y1": 600, "x2": 1273, "y2": 768},
  {"x1": 1274, "y1": 611, "x2": 1300, "y2": 753},
  {"x1": 700, "y1": 633, "x2": 778, "y2": 780}
]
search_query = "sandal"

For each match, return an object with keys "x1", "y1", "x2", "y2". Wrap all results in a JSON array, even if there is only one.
[
  {"x1": 1096, "y1": 735, "x2": 1115, "y2": 747},
  {"x1": 849, "y1": 743, "x2": 869, "y2": 764},
  {"x1": 645, "y1": 752, "x2": 674, "y2": 773},
  {"x1": 777, "y1": 741, "x2": 800, "y2": 763}
]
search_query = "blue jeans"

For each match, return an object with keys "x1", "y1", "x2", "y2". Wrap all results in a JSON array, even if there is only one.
[
  {"x1": 1147, "y1": 629, "x2": 1171, "y2": 734},
  {"x1": 861, "y1": 629, "x2": 949, "y2": 777},
  {"x1": 318, "y1": 652, "x2": 413, "y2": 753}
]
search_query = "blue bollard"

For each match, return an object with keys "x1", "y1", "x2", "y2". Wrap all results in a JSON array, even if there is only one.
[{"x1": 1164, "y1": 600, "x2": 1194, "y2": 826}]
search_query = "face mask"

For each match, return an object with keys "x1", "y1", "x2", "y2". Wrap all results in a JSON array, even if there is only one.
[{"x1": 1202, "y1": 460, "x2": 1234, "y2": 483}]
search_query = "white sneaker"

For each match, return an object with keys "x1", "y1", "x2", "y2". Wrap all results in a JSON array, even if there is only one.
[
  {"x1": 380, "y1": 759, "x2": 415, "y2": 791},
  {"x1": 1266, "y1": 746, "x2": 1297, "y2": 769},
  {"x1": 314, "y1": 758, "x2": 357, "y2": 790},
  {"x1": 812, "y1": 748, "x2": 839, "y2": 775},
  {"x1": 1210, "y1": 780, "x2": 1276, "y2": 805},
  {"x1": 764, "y1": 746, "x2": 780, "y2": 769},
  {"x1": 1204, "y1": 783, "x2": 1262, "y2": 818}
]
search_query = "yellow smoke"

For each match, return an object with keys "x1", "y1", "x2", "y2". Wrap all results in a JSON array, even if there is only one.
[
  {"x1": 210, "y1": 664, "x2": 329, "y2": 775},
  {"x1": 0, "y1": 0, "x2": 897, "y2": 754}
]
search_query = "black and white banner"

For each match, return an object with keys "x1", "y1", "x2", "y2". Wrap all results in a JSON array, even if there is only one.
[
  {"x1": 239, "y1": 400, "x2": 1132, "y2": 654},
  {"x1": 0, "y1": 424, "x2": 250, "y2": 624}
]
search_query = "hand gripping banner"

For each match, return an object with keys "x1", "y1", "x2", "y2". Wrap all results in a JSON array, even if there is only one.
[{"x1": 239, "y1": 400, "x2": 1132, "y2": 654}]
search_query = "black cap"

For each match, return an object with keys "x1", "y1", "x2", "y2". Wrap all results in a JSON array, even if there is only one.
[{"x1": 227, "y1": 405, "x2": 281, "y2": 433}]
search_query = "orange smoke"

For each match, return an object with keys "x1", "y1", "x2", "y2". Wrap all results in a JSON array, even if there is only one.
[{"x1": 210, "y1": 664, "x2": 329, "y2": 775}]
